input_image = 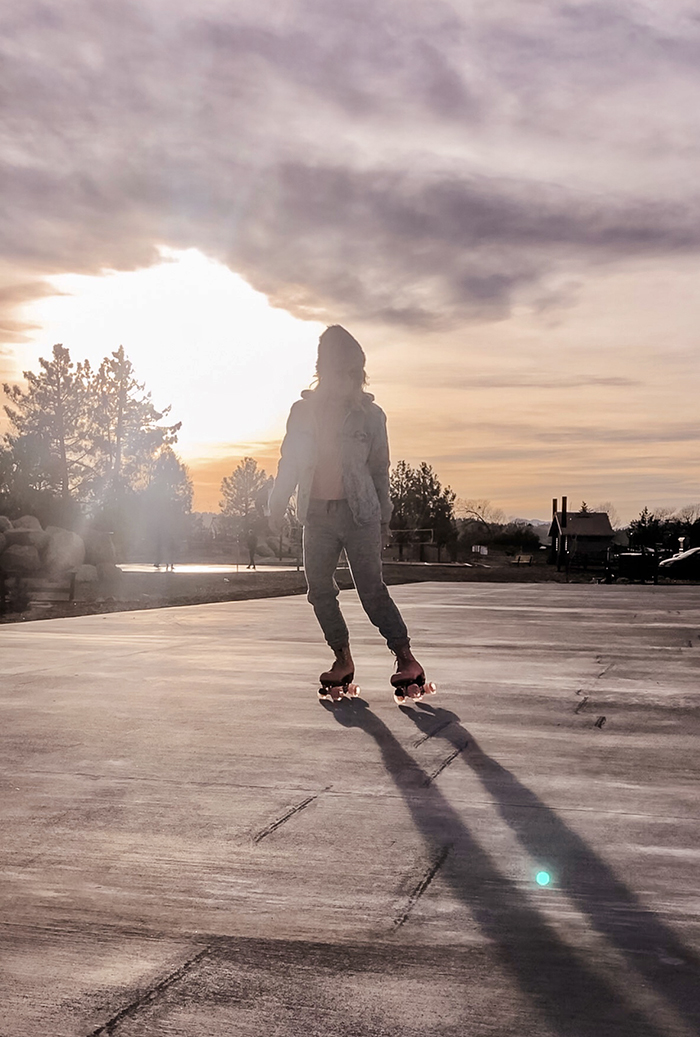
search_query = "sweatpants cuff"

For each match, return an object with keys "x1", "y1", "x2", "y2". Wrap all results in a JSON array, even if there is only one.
[{"x1": 387, "y1": 637, "x2": 411, "y2": 652}]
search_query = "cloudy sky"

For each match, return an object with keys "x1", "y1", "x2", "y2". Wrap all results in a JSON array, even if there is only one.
[{"x1": 2, "y1": 0, "x2": 699, "y2": 520}]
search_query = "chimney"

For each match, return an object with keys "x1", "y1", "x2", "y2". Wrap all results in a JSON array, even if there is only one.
[
  {"x1": 562, "y1": 496, "x2": 568, "y2": 527},
  {"x1": 552, "y1": 497, "x2": 557, "y2": 518}
]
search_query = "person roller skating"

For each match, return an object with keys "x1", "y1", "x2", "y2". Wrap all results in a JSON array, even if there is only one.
[
  {"x1": 318, "y1": 645, "x2": 360, "y2": 702},
  {"x1": 390, "y1": 642, "x2": 437, "y2": 706},
  {"x1": 267, "y1": 324, "x2": 437, "y2": 705}
]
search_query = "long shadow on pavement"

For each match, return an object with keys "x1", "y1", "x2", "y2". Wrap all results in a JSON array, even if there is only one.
[
  {"x1": 325, "y1": 698, "x2": 695, "y2": 1037},
  {"x1": 403, "y1": 703, "x2": 700, "y2": 1035}
]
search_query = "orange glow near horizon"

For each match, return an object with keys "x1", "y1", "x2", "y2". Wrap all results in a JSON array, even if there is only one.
[{"x1": 9, "y1": 249, "x2": 700, "y2": 525}]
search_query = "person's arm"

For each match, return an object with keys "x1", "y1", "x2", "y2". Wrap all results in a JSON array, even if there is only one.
[
  {"x1": 268, "y1": 403, "x2": 303, "y2": 532},
  {"x1": 368, "y1": 407, "x2": 393, "y2": 526}
]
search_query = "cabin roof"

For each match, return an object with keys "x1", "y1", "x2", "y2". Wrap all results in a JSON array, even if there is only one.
[{"x1": 548, "y1": 511, "x2": 614, "y2": 538}]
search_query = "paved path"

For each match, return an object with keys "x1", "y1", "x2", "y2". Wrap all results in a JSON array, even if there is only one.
[{"x1": 1, "y1": 583, "x2": 699, "y2": 1036}]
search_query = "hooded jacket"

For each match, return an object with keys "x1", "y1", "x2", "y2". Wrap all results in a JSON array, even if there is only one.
[{"x1": 268, "y1": 389, "x2": 393, "y2": 527}]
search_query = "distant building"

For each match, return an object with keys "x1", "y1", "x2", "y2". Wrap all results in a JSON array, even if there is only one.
[{"x1": 548, "y1": 498, "x2": 614, "y2": 568}]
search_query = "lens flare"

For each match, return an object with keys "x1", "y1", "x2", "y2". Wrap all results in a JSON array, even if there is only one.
[{"x1": 536, "y1": 871, "x2": 552, "y2": 886}]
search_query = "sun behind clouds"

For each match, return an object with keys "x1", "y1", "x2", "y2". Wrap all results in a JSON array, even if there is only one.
[{"x1": 16, "y1": 247, "x2": 324, "y2": 492}]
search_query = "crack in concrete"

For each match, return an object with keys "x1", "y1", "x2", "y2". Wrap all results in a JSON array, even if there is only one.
[
  {"x1": 87, "y1": 947, "x2": 210, "y2": 1035},
  {"x1": 575, "y1": 660, "x2": 614, "y2": 724},
  {"x1": 576, "y1": 660, "x2": 614, "y2": 695},
  {"x1": 412, "y1": 718, "x2": 453, "y2": 747},
  {"x1": 423, "y1": 744, "x2": 468, "y2": 786},
  {"x1": 253, "y1": 787, "x2": 330, "y2": 843},
  {"x1": 392, "y1": 845, "x2": 451, "y2": 930}
]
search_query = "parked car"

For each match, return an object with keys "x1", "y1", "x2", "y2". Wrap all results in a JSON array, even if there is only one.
[
  {"x1": 658, "y1": 546, "x2": 700, "y2": 579},
  {"x1": 612, "y1": 551, "x2": 659, "y2": 583}
]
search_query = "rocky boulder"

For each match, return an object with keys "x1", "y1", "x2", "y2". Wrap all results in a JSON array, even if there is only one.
[
  {"x1": 4, "y1": 528, "x2": 50, "y2": 551},
  {"x1": 74, "y1": 563, "x2": 99, "y2": 600},
  {"x1": 29, "y1": 529, "x2": 51, "y2": 551},
  {"x1": 75, "y1": 563, "x2": 99, "y2": 583},
  {"x1": 0, "y1": 543, "x2": 41, "y2": 573},
  {"x1": 12, "y1": 515, "x2": 43, "y2": 531},
  {"x1": 3, "y1": 529, "x2": 34, "y2": 546},
  {"x1": 43, "y1": 527, "x2": 86, "y2": 573},
  {"x1": 3, "y1": 516, "x2": 49, "y2": 551},
  {"x1": 83, "y1": 530, "x2": 117, "y2": 566},
  {"x1": 96, "y1": 562, "x2": 124, "y2": 594}
]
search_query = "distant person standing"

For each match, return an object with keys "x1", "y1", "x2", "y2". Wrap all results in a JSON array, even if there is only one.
[
  {"x1": 153, "y1": 529, "x2": 176, "y2": 571},
  {"x1": 152, "y1": 498, "x2": 177, "y2": 571},
  {"x1": 245, "y1": 527, "x2": 257, "y2": 569},
  {"x1": 268, "y1": 325, "x2": 436, "y2": 704}
]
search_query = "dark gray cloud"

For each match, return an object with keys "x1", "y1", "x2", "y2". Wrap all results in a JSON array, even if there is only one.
[
  {"x1": 2, "y1": 0, "x2": 700, "y2": 335},
  {"x1": 229, "y1": 162, "x2": 700, "y2": 324},
  {"x1": 190, "y1": 4, "x2": 480, "y2": 122}
]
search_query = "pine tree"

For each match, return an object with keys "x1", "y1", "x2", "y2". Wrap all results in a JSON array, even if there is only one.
[
  {"x1": 3, "y1": 344, "x2": 93, "y2": 501},
  {"x1": 3, "y1": 344, "x2": 181, "y2": 512},
  {"x1": 141, "y1": 447, "x2": 193, "y2": 566},
  {"x1": 220, "y1": 457, "x2": 269, "y2": 533},
  {"x1": 90, "y1": 345, "x2": 181, "y2": 500},
  {"x1": 145, "y1": 446, "x2": 194, "y2": 513},
  {"x1": 389, "y1": 460, "x2": 456, "y2": 560}
]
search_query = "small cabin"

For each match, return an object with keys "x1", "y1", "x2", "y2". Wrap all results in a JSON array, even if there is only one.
[{"x1": 549, "y1": 500, "x2": 614, "y2": 568}]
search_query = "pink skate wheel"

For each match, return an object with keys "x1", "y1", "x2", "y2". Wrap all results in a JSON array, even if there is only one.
[
  {"x1": 425, "y1": 681, "x2": 437, "y2": 694},
  {"x1": 348, "y1": 684, "x2": 360, "y2": 696}
]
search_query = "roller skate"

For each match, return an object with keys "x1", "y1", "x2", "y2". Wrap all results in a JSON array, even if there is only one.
[
  {"x1": 318, "y1": 646, "x2": 360, "y2": 703},
  {"x1": 390, "y1": 643, "x2": 437, "y2": 705}
]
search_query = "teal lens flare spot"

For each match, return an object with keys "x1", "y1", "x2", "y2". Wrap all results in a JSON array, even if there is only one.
[{"x1": 536, "y1": 871, "x2": 552, "y2": 886}]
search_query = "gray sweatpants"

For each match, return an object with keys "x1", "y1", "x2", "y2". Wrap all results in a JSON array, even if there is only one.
[{"x1": 303, "y1": 499, "x2": 409, "y2": 652}]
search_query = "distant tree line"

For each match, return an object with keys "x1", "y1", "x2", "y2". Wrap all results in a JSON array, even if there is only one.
[
  {"x1": 5, "y1": 349, "x2": 696, "y2": 566},
  {"x1": 389, "y1": 460, "x2": 456, "y2": 560},
  {"x1": 627, "y1": 505, "x2": 700, "y2": 551},
  {"x1": 197, "y1": 468, "x2": 700, "y2": 565},
  {"x1": 240, "y1": 455, "x2": 543, "y2": 563}
]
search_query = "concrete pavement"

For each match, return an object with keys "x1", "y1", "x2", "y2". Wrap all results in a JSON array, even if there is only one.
[{"x1": 1, "y1": 583, "x2": 699, "y2": 1036}]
